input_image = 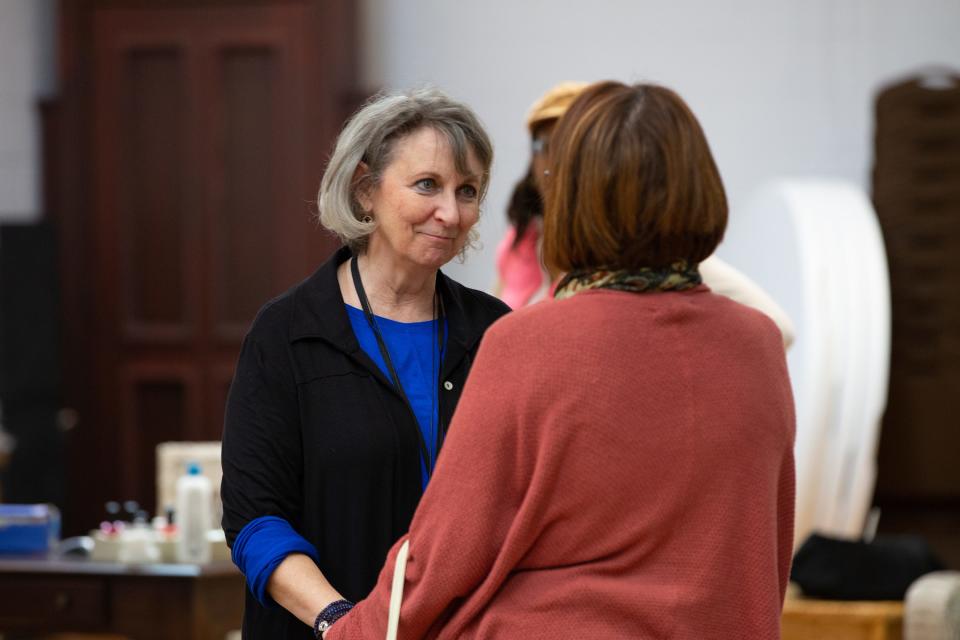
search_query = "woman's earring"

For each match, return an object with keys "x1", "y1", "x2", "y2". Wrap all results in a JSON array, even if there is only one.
[{"x1": 362, "y1": 215, "x2": 373, "y2": 224}]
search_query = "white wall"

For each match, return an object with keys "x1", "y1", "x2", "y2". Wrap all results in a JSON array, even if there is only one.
[
  {"x1": 0, "y1": 0, "x2": 57, "y2": 223},
  {"x1": 361, "y1": 0, "x2": 960, "y2": 291},
  {"x1": 3, "y1": 0, "x2": 957, "y2": 264}
]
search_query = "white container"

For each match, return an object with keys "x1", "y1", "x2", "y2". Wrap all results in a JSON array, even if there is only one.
[
  {"x1": 117, "y1": 520, "x2": 160, "y2": 564},
  {"x1": 175, "y1": 461, "x2": 213, "y2": 563}
]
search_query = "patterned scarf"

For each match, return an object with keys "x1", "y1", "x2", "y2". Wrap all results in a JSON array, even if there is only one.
[{"x1": 553, "y1": 261, "x2": 702, "y2": 300}]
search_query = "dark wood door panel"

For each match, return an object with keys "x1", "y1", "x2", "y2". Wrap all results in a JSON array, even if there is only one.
[
  {"x1": 205, "y1": 35, "x2": 298, "y2": 343},
  {"x1": 96, "y1": 40, "x2": 201, "y2": 344},
  {"x1": 119, "y1": 363, "x2": 202, "y2": 515}
]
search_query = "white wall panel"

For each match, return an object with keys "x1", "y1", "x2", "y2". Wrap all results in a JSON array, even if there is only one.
[{"x1": 0, "y1": 0, "x2": 56, "y2": 222}]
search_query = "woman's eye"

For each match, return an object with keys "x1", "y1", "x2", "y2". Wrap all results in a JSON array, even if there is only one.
[
  {"x1": 415, "y1": 178, "x2": 437, "y2": 191},
  {"x1": 458, "y1": 184, "x2": 478, "y2": 200}
]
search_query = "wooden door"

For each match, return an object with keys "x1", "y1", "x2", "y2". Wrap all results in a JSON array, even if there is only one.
[{"x1": 56, "y1": 0, "x2": 355, "y2": 532}]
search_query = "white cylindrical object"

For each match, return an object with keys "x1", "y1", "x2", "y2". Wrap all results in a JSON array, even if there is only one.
[
  {"x1": 175, "y1": 461, "x2": 213, "y2": 563},
  {"x1": 718, "y1": 179, "x2": 891, "y2": 547}
]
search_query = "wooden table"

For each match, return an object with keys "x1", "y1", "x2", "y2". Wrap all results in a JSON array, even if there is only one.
[
  {"x1": 782, "y1": 594, "x2": 905, "y2": 640},
  {"x1": 0, "y1": 555, "x2": 244, "y2": 640}
]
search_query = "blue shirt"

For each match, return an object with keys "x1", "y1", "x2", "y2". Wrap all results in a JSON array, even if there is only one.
[{"x1": 345, "y1": 304, "x2": 446, "y2": 490}]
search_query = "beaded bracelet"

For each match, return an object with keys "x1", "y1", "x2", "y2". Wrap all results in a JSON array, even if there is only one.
[{"x1": 313, "y1": 599, "x2": 355, "y2": 638}]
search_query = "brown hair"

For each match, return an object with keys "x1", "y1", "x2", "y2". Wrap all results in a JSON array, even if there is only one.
[
  {"x1": 505, "y1": 164, "x2": 543, "y2": 247},
  {"x1": 542, "y1": 81, "x2": 727, "y2": 273}
]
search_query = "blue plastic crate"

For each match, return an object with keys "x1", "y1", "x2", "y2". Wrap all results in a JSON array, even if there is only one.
[{"x1": 0, "y1": 504, "x2": 60, "y2": 554}]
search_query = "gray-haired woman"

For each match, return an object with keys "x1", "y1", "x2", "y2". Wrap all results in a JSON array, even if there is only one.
[{"x1": 221, "y1": 88, "x2": 510, "y2": 639}]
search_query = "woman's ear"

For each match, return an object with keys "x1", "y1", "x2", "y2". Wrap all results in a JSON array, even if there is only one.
[{"x1": 353, "y1": 162, "x2": 373, "y2": 212}]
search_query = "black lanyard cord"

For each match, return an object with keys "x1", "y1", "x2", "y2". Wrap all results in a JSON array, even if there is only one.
[
  {"x1": 435, "y1": 289, "x2": 447, "y2": 449},
  {"x1": 350, "y1": 255, "x2": 444, "y2": 477}
]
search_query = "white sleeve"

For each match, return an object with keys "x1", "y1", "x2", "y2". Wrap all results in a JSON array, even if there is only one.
[{"x1": 700, "y1": 255, "x2": 796, "y2": 350}]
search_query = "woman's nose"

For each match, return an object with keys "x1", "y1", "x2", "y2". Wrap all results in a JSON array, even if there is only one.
[{"x1": 434, "y1": 189, "x2": 461, "y2": 225}]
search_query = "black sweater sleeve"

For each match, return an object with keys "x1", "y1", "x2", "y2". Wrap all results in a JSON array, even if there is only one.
[{"x1": 221, "y1": 306, "x2": 303, "y2": 547}]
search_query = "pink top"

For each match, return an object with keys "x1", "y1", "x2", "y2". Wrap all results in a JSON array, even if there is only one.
[
  {"x1": 330, "y1": 287, "x2": 796, "y2": 639},
  {"x1": 495, "y1": 224, "x2": 550, "y2": 309}
]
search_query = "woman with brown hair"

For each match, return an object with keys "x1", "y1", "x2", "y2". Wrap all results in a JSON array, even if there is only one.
[
  {"x1": 494, "y1": 82, "x2": 795, "y2": 349},
  {"x1": 325, "y1": 81, "x2": 796, "y2": 639}
]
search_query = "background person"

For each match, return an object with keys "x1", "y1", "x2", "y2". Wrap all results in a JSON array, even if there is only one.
[
  {"x1": 220, "y1": 87, "x2": 510, "y2": 639},
  {"x1": 328, "y1": 80, "x2": 796, "y2": 639},
  {"x1": 492, "y1": 82, "x2": 587, "y2": 308}
]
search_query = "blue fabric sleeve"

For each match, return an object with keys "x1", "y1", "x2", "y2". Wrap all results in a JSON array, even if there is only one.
[{"x1": 231, "y1": 515, "x2": 320, "y2": 607}]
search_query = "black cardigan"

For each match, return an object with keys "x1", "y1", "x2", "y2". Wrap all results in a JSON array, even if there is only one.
[{"x1": 221, "y1": 246, "x2": 510, "y2": 639}]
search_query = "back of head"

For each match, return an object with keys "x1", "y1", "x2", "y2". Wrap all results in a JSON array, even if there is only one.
[
  {"x1": 318, "y1": 87, "x2": 494, "y2": 251},
  {"x1": 542, "y1": 81, "x2": 728, "y2": 273}
]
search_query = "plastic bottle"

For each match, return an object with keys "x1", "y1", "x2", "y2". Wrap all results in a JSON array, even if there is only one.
[{"x1": 175, "y1": 462, "x2": 212, "y2": 563}]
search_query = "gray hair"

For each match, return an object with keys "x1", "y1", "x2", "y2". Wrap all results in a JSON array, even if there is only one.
[{"x1": 318, "y1": 87, "x2": 494, "y2": 252}]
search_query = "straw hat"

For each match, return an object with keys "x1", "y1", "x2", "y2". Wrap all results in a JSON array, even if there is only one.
[{"x1": 525, "y1": 81, "x2": 591, "y2": 131}]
